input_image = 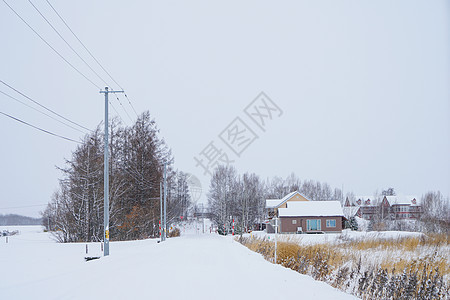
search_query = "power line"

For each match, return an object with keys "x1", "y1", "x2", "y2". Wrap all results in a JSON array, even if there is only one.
[
  {"x1": 45, "y1": 0, "x2": 139, "y2": 117},
  {"x1": 2, "y1": 0, "x2": 101, "y2": 89},
  {"x1": 124, "y1": 93, "x2": 139, "y2": 117},
  {"x1": 0, "y1": 111, "x2": 82, "y2": 144},
  {"x1": 45, "y1": 0, "x2": 121, "y2": 89},
  {"x1": 108, "y1": 100, "x2": 126, "y2": 125},
  {"x1": 27, "y1": 0, "x2": 109, "y2": 87},
  {"x1": 115, "y1": 94, "x2": 133, "y2": 123},
  {"x1": 0, "y1": 80, "x2": 92, "y2": 133},
  {"x1": 0, "y1": 90, "x2": 86, "y2": 134}
]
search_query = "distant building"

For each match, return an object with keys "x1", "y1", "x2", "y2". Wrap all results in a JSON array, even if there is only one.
[
  {"x1": 384, "y1": 196, "x2": 422, "y2": 220},
  {"x1": 266, "y1": 191, "x2": 345, "y2": 233},
  {"x1": 344, "y1": 195, "x2": 421, "y2": 220}
]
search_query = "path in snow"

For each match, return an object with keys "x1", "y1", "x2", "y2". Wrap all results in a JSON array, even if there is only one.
[{"x1": 0, "y1": 225, "x2": 357, "y2": 300}]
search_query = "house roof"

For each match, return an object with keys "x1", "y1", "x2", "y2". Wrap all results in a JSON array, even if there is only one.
[
  {"x1": 266, "y1": 199, "x2": 284, "y2": 208},
  {"x1": 278, "y1": 200, "x2": 344, "y2": 217},
  {"x1": 343, "y1": 206, "x2": 360, "y2": 218},
  {"x1": 265, "y1": 191, "x2": 309, "y2": 209},
  {"x1": 385, "y1": 195, "x2": 420, "y2": 206}
]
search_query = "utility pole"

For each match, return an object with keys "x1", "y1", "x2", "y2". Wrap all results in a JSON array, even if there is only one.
[
  {"x1": 100, "y1": 87, "x2": 123, "y2": 256},
  {"x1": 160, "y1": 181, "x2": 163, "y2": 241},
  {"x1": 163, "y1": 162, "x2": 167, "y2": 241}
]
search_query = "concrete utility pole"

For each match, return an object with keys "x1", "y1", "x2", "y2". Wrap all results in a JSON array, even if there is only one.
[
  {"x1": 100, "y1": 87, "x2": 123, "y2": 256},
  {"x1": 163, "y1": 162, "x2": 167, "y2": 241},
  {"x1": 160, "y1": 181, "x2": 163, "y2": 241}
]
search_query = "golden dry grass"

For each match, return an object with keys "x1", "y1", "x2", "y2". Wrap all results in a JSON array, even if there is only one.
[{"x1": 238, "y1": 233, "x2": 450, "y2": 284}]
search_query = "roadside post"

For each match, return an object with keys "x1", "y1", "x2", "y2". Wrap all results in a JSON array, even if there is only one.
[
  {"x1": 159, "y1": 220, "x2": 161, "y2": 239},
  {"x1": 268, "y1": 217, "x2": 279, "y2": 264},
  {"x1": 232, "y1": 219, "x2": 235, "y2": 236},
  {"x1": 274, "y1": 217, "x2": 278, "y2": 264}
]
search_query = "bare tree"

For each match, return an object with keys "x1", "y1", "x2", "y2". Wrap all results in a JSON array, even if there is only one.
[
  {"x1": 43, "y1": 111, "x2": 182, "y2": 242},
  {"x1": 420, "y1": 191, "x2": 450, "y2": 233}
]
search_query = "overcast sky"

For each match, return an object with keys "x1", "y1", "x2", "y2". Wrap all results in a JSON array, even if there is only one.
[{"x1": 1, "y1": 0, "x2": 449, "y2": 217}]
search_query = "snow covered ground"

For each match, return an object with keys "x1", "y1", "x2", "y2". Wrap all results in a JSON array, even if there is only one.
[
  {"x1": 0, "y1": 224, "x2": 358, "y2": 300},
  {"x1": 250, "y1": 228, "x2": 423, "y2": 245}
]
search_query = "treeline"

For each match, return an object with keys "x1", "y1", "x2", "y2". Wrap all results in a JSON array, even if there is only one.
[
  {"x1": 419, "y1": 191, "x2": 450, "y2": 234},
  {"x1": 42, "y1": 111, "x2": 191, "y2": 242},
  {"x1": 207, "y1": 165, "x2": 343, "y2": 232},
  {"x1": 0, "y1": 214, "x2": 42, "y2": 226}
]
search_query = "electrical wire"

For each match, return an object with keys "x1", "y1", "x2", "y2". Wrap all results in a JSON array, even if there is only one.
[
  {"x1": 0, "y1": 90, "x2": 86, "y2": 134},
  {"x1": 45, "y1": 0, "x2": 139, "y2": 117},
  {"x1": 115, "y1": 94, "x2": 133, "y2": 123},
  {"x1": 0, "y1": 111, "x2": 82, "y2": 144},
  {"x1": 0, "y1": 80, "x2": 92, "y2": 132},
  {"x1": 27, "y1": 0, "x2": 110, "y2": 87},
  {"x1": 45, "y1": 0, "x2": 120, "y2": 89},
  {"x1": 124, "y1": 93, "x2": 139, "y2": 117},
  {"x1": 2, "y1": 0, "x2": 101, "y2": 89},
  {"x1": 108, "y1": 100, "x2": 126, "y2": 126}
]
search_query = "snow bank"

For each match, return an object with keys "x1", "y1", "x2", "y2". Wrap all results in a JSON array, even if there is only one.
[{"x1": 0, "y1": 225, "x2": 357, "y2": 300}]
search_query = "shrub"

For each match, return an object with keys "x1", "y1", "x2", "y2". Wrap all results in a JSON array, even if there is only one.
[{"x1": 168, "y1": 227, "x2": 180, "y2": 237}]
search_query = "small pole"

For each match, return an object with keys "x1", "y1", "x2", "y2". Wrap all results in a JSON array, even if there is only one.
[
  {"x1": 232, "y1": 219, "x2": 235, "y2": 236},
  {"x1": 274, "y1": 217, "x2": 278, "y2": 264},
  {"x1": 160, "y1": 181, "x2": 163, "y2": 241}
]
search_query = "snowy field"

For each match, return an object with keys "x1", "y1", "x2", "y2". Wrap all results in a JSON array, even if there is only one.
[
  {"x1": 0, "y1": 224, "x2": 357, "y2": 300},
  {"x1": 250, "y1": 228, "x2": 423, "y2": 245}
]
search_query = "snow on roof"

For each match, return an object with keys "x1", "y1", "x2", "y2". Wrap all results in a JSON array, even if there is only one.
[
  {"x1": 354, "y1": 196, "x2": 375, "y2": 202},
  {"x1": 352, "y1": 195, "x2": 383, "y2": 206},
  {"x1": 266, "y1": 199, "x2": 283, "y2": 208},
  {"x1": 278, "y1": 201, "x2": 344, "y2": 217},
  {"x1": 343, "y1": 206, "x2": 360, "y2": 218},
  {"x1": 265, "y1": 191, "x2": 299, "y2": 208},
  {"x1": 386, "y1": 195, "x2": 420, "y2": 206}
]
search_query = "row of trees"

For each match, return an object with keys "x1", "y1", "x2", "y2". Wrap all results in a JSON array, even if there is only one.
[
  {"x1": 42, "y1": 112, "x2": 192, "y2": 242},
  {"x1": 207, "y1": 166, "x2": 344, "y2": 232},
  {"x1": 208, "y1": 166, "x2": 449, "y2": 234}
]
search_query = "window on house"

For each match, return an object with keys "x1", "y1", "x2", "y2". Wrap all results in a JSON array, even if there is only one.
[
  {"x1": 326, "y1": 219, "x2": 336, "y2": 227},
  {"x1": 292, "y1": 220, "x2": 297, "y2": 225},
  {"x1": 307, "y1": 219, "x2": 321, "y2": 231}
]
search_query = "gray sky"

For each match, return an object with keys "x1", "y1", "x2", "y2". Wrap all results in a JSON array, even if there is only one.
[{"x1": 1, "y1": 0, "x2": 449, "y2": 217}]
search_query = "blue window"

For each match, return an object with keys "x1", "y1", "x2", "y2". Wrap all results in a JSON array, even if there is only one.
[
  {"x1": 326, "y1": 219, "x2": 336, "y2": 227},
  {"x1": 307, "y1": 219, "x2": 321, "y2": 230}
]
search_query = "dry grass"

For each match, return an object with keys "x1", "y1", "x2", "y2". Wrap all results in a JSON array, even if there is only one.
[
  {"x1": 342, "y1": 233, "x2": 448, "y2": 252},
  {"x1": 237, "y1": 233, "x2": 450, "y2": 299}
]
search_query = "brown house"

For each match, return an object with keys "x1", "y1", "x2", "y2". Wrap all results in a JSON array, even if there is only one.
[
  {"x1": 266, "y1": 192, "x2": 345, "y2": 234},
  {"x1": 278, "y1": 201, "x2": 344, "y2": 233}
]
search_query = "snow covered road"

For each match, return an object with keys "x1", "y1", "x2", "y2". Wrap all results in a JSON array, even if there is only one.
[{"x1": 0, "y1": 226, "x2": 357, "y2": 299}]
